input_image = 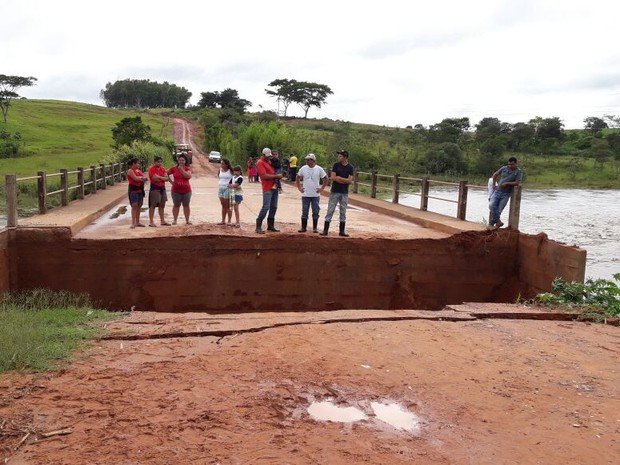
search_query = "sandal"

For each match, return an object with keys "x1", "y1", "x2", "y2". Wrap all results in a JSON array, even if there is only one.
[
  {"x1": 234, "y1": 224, "x2": 241, "y2": 228},
  {"x1": 161, "y1": 222, "x2": 171, "y2": 226},
  {"x1": 148, "y1": 223, "x2": 157, "y2": 228},
  {"x1": 186, "y1": 221, "x2": 193, "y2": 225},
  {"x1": 216, "y1": 222, "x2": 226, "y2": 225},
  {"x1": 136, "y1": 224, "x2": 146, "y2": 227}
]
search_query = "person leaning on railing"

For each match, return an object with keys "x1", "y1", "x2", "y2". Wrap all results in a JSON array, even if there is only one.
[{"x1": 488, "y1": 157, "x2": 523, "y2": 229}]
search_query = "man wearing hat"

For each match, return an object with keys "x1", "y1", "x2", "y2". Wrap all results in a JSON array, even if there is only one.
[
  {"x1": 295, "y1": 153, "x2": 327, "y2": 233},
  {"x1": 255, "y1": 147, "x2": 284, "y2": 234},
  {"x1": 322, "y1": 150, "x2": 354, "y2": 237}
]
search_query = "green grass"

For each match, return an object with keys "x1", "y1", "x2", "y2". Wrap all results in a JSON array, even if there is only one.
[
  {"x1": 0, "y1": 99, "x2": 173, "y2": 177},
  {"x1": 0, "y1": 289, "x2": 121, "y2": 373}
]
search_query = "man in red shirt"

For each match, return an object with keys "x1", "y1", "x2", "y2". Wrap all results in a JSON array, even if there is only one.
[
  {"x1": 255, "y1": 147, "x2": 283, "y2": 234},
  {"x1": 147, "y1": 156, "x2": 170, "y2": 227}
]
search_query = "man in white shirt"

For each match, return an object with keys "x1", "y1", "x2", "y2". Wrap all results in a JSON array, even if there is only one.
[{"x1": 295, "y1": 153, "x2": 327, "y2": 233}]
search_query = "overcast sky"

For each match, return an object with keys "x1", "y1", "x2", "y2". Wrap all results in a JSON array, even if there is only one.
[{"x1": 3, "y1": 0, "x2": 619, "y2": 129}]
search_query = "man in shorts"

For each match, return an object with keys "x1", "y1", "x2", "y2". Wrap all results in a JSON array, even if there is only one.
[{"x1": 147, "y1": 156, "x2": 170, "y2": 226}]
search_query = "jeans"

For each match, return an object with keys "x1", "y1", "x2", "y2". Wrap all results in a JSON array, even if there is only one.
[
  {"x1": 324, "y1": 192, "x2": 348, "y2": 223},
  {"x1": 489, "y1": 190, "x2": 510, "y2": 225},
  {"x1": 257, "y1": 189, "x2": 279, "y2": 222},
  {"x1": 301, "y1": 196, "x2": 320, "y2": 220}
]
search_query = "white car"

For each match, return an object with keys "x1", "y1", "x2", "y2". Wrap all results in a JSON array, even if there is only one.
[{"x1": 208, "y1": 151, "x2": 221, "y2": 163}]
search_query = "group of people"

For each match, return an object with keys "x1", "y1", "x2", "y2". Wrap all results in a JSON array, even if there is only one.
[
  {"x1": 126, "y1": 154, "x2": 192, "y2": 229},
  {"x1": 254, "y1": 147, "x2": 354, "y2": 237}
]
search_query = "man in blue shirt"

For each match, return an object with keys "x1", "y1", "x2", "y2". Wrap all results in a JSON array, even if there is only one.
[{"x1": 489, "y1": 157, "x2": 523, "y2": 229}]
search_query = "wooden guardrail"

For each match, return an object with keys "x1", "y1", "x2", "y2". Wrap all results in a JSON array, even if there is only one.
[
  {"x1": 4, "y1": 163, "x2": 126, "y2": 227},
  {"x1": 352, "y1": 171, "x2": 521, "y2": 229}
]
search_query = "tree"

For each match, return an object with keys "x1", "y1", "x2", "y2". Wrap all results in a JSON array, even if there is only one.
[
  {"x1": 583, "y1": 116, "x2": 608, "y2": 133},
  {"x1": 292, "y1": 82, "x2": 333, "y2": 118},
  {"x1": 428, "y1": 117, "x2": 470, "y2": 144},
  {"x1": 196, "y1": 88, "x2": 251, "y2": 113},
  {"x1": 100, "y1": 79, "x2": 191, "y2": 109},
  {"x1": 0, "y1": 74, "x2": 37, "y2": 123},
  {"x1": 111, "y1": 116, "x2": 152, "y2": 148},
  {"x1": 265, "y1": 79, "x2": 298, "y2": 116}
]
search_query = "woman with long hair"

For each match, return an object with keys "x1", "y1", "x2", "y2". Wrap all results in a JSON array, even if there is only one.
[
  {"x1": 167, "y1": 154, "x2": 193, "y2": 225},
  {"x1": 217, "y1": 158, "x2": 234, "y2": 225}
]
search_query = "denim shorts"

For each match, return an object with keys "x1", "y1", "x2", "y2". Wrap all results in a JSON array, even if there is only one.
[
  {"x1": 218, "y1": 187, "x2": 229, "y2": 199},
  {"x1": 129, "y1": 192, "x2": 144, "y2": 205}
]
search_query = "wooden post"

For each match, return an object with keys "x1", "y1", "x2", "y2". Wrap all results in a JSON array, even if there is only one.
[
  {"x1": 457, "y1": 180, "x2": 468, "y2": 220},
  {"x1": 77, "y1": 167, "x2": 85, "y2": 199},
  {"x1": 5, "y1": 174, "x2": 17, "y2": 227},
  {"x1": 371, "y1": 171, "x2": 377, "y2": 198},
  {"x1": 109, "y1": 163, "x2": 115, "y2": 185},
  {"x1": 100, "y1": 164, "x2": 107, "y2": 189},
  {"x1": 392, "y1": 174, "x2": 400, "y2": 204},
  {"x1": 90, "y1": 165, "x2": 97, "y2": 194},
  {"x1": 353, "y1": 171, "x2": 359, "y2": 194},
  {"x1": 60, "y1": 169, "x2": 69, "y2": 206},
  {"x1": 508, "y1": 185, "x2": 522, "y2": 230},
  {"x1": 420, "y1": 177, "x2": 429, "y2": 211},
  {"x1": 37, "y1": 171, "x2": 47, "y2": 214}
]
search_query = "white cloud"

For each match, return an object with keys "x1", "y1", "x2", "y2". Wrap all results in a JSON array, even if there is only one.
[{"x1": 3, "y1": 0, "x2": 620, "y2": 128}]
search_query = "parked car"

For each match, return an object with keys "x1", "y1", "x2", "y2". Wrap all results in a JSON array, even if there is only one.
[{"x1": 208, "y1": 151, "x2": 221, "y2": 163}]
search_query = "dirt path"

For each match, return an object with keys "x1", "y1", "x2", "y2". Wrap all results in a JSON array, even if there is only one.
[
  {"x1": 171, "y1": 117, "x2": 214, "y2": 176},
  {"x1": 1, "y1": 306, "x2": 619, "y2": 464}
]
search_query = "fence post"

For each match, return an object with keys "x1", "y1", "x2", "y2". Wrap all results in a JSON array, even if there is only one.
[
  {"x1": 60, "y1": 169, "x2": 69, "y2": 206},
  {"x1": 420, "y1": 177, "x2": 429, "y2": 211},
  {"x1": 457, "y1": 180, "x2": 468, "y2": 220},
  {"x1": 5, "y1": 174, "x2": 18, "y2": 227},
  {"x1": 99, "y1": 164, "x2": 107, "y2": 189},
  {"x1": 90, "y1": 165, "x2": 97, "y2": 194},
  {"x1": 37, "y1": 171, "x2": 47, "y2": 214},
  {"x1": 508, "y1": 185, "x2": 522, "y2": 230},
  {"x1": 371, "y1": 171, "x2": 377, "y2": 199},
  {"x1": 353, "y1": 171, "x2": 359, "y2": 194},
  {"x1": 109, "y1": 163, "x2": 115, "y2": 185},
  {"x1": 392, "y1": 174, "x2": 400, "y2": 204},
  {"x1": 77, "y1": 167, "x2": 85, "y2": 199}
]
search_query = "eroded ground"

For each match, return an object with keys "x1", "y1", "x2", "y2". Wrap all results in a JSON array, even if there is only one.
[{"x1": 1, "y1": 306, "x2": 619, "y2": 464}]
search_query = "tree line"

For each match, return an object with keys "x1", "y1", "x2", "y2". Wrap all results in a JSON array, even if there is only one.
[{"x1": 99, "y1": 79, "x2": 192, "y2": 109}]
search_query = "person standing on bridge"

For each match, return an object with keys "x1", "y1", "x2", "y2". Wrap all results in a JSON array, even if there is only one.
[
  {"x1": 288, "y1": 152, "x2": 298, "y2": 182},
  {"x1": 489, "y1": 157, "x2": 523, "y2": 229},
  {"x1": 217, "y1": 159, "x2": 234, "y2": 226},
  {"x1": 147, "y1": 156, "x2": 170, "y2": 227},
  {"x1": 255, "y1": 147, "x2": 283, "y2": 234},
  {"x1": 321, "y1": 150, "x2": 354, "y2": 237},
  {"x1": 296, "y1": 153, "x2": 327, "y2": 233},
  {"x1": 167, "y1": 154, "x2": 193, "y2": 225},
  {"x1": 127, "y1": 158, "x2": 148, "y2": 229}
]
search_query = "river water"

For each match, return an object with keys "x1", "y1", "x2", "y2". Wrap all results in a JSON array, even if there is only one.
[{"x1": 400, "y1": 188, "x2": 620, "y2": 281}]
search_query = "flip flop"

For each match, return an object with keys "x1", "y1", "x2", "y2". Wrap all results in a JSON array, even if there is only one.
[
  {"x1": 186, "y1": 221, "x2": 193, "y2": 225},
  {"x1": 148, "y1": 224, "x2": 157, "y2": 228},
  {"x1": 136, "y1": 224, "x2": 146, "y2": 227},
  {"x1": 161, "y1": 222, "x2": 171, "y2": 226},
  {"x1": 216, "y1": 222, "x2": 226, "y2": 225}
]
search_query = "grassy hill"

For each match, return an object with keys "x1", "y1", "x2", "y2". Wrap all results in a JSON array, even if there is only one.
[{"x1": 0, "y1": 100, "x2": 173, "y2": 177}]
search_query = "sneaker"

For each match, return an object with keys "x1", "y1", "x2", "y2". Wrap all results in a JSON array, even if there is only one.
[{"x1": 495, "y1": 221, "x2": 504, "y2": 229}]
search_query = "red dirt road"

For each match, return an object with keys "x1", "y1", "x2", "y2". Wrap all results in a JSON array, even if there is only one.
[{"x1": 1, "y1": 306, "x2": 619, "y2": 464}]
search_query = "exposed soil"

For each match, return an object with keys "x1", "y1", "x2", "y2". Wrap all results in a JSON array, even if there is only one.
[{"x1": 1, "y1": 306, "x2": 619, "y2": 464}]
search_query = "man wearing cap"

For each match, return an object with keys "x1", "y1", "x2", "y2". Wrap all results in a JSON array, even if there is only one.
[
  {"x1": 255, "y1": 147, "x2": 284, "y2": 234},
  {"x1": 295, "y1": 153, "x2": 327, "y2": 233},
  {"x1": 322, "y1": 150, "x2": 354, "y2": 237}
]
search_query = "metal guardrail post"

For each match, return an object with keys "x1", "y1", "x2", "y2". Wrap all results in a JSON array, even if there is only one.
[
  {"x1": 392, "y1": 174, "x2": 400, "y2": 204},
  {"x1": 353, "y1": 171, "x2": 359, "y2": 194},
  {"x1": 371, "y1": 171, "x2": 377, "y2": 199},
  {"x1": 5, "y1": 174, "x2": 18, "y2": 227},
  {"x1": 37, "y1": 171, "x2": 47, "y2": 214},
  {"x1": 77, "y1": 167, "x2": 85, "y2": 199},
  {"x1": 457, "y1": 180, "x2": 468, "y2": 220},
  {"x1": 509, "y1": 185, "x2": 522, "y2": 230},
  {"x1": 60, "y1": 169, "x2": 68, "y2": 206},
  {"x1": 420, "y1": 177, "x2": 429, "y2": 211},
  {"x1": 100, "y1": 164, "x2": 107, "y2": 189}
]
